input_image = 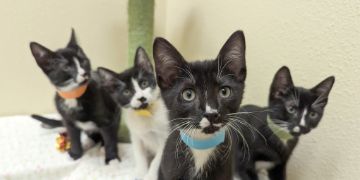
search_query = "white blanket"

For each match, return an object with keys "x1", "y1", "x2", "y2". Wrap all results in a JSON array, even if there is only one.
[{"x1": 0, "y1": 115, "x2": 136, "y2": 180}]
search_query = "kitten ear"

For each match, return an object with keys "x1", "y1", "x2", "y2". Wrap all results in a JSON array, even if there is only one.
[
  {"x1": 67, "y1": 28, "x2": 78, "y2": 48},
  {"x1": 312, "y1": 76, "x2": 335, "y2": 97},
  {"x1": 97, "y1": 67, "x2": 125, "y2": 89},
  {"x1": 153, "y1": 37, "x2": 187, "y2": 89},
  {"x1": 135, "y1": 47, "x2": 153, "y2": 73},
  {"x1": 30, "y1": 42, "x2": 55, "y2": 71},
  {"x1": 270, "y1": 66, "x2": 294, "y2": 98},
  {"x1": 217, "y1": 30, "x2": 246, "y2": 82}
]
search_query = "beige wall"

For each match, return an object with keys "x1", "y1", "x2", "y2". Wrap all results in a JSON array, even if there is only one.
[
  {"x1": 1, "y1": 0, "x2": 359, "y2": 179},
  {"x1": 0, "y1": 0, "x2": 166, "y2": 116},
  {"x1": 163, "y1": 0, "x2": 360, "y2": 179}
]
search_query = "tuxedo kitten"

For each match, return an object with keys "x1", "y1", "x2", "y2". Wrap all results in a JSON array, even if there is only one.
[
  {"x1": 235, "y1": 66, "x2": 335, "y2": 180},
  {"x1": 153, "y1": 31, "x2": 247, "y2": 180},
  {"x1": 30, "y1": 30, "x2": 121, "y2": 164},
  {"x1": 97, "y1": 47, "x2": 169, "y2": 180}
]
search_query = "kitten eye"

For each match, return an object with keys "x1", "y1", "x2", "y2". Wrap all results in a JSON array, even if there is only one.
[
  {"x1": 287, "y1": 106, "x2": 296, "y2": 114},
  {"x1": 182, "y1": 89, "x2": 196, "y2": 101},
  {"x1": 219, "y1": 86, "x2": 231, "y2": 98},
  {"x1": 123, "y1": 89, "x2": 131, "y2": 96},
  {"x1": 309, "y1": 112, "x2": 318, "y2": 119},
  {"x1": 140, "y1": 80, "x2": 149, "y2": 88}
]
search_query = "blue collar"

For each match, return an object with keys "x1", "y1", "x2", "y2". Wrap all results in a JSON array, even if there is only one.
[{"x1": 180, "y1": 130, "x2": 225, "y2": 150}]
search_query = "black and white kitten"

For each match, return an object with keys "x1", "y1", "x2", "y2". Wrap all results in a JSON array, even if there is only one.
[
  {"x1": 30, "y1": 30, "x2": 121, "y2": 164},
  {"x1": 97, "y1": 47, "x2": 169, "y2": 180},
  {"x1": 235, "y1": 66, "x2": 335, "y2": 180},
  {"x1": 153, "y1": 31, "x2": 247, "y2": 180}
]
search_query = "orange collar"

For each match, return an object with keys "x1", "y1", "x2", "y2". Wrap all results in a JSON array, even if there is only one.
[{"x1": 57, "y1": 83, "x2": 88, "y2": 99}]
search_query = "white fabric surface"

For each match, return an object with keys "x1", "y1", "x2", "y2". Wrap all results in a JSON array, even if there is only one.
[{"x1": 0, "y1": 115, "x2": 136, "y2": 180}]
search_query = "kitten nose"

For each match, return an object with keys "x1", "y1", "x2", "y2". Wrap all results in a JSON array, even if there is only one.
[
  {"x1": 204, "y1": 113, "x2": 220, "y2": 123},
  {"x1": 138, "y1": 97, "x2": 147, "y2": 103}
]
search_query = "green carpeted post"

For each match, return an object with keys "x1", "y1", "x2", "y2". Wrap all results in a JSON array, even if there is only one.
[
  {"x1": 128, "y1": 0, "x2": 154, "y2": 65},
  {"x1": 118, "y1": 0, "x2": 155, "y2": 143}
]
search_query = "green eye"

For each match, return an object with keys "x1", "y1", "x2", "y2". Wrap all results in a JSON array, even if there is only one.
[
  {"x1": 219, "y1": 86, "x2": 231, "y2": 98},
  {"x1": 309, "y1": 112, "x2": 318, "y2": 119},
  {"x1": 182, "y1": 89, "x2": 196, "y2": 101},
  {"x1": 287, "y1": 106, "x2": 296, "y2": 114},
  {"x1": 123, "y1": 89, "x2": 131, "y2": 96},
  {"x1": 140, "y1": 80, "x2": 149, "y2": 88}
]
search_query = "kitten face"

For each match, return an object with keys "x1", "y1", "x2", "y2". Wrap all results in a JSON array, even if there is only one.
[
  {"x1": 98, "y1": 47, "x2": 158, "y2": 109},
  {"x1": 153, "y1": 31, "x2": 246, "y2": 135},
  {"x1": 30, "y1": 30, "x2": 91, "y2": 91},
  {"x1": 269, "y1": 66, "x2": 335, "y2": 136}
]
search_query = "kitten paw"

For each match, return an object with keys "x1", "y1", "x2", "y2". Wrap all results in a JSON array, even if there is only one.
[
  {"x1": 134, "y1": 169, "x2": 147, "y2": 180},
  {"x1": 144, "y1": 173, "x2": 157, "y2": 180},
  {"x1": 68, "y1": 151, "x2": 83, "y2": 160},
  {"x1": 105, "y1": 156, "x2": 121, "y2": 165}
]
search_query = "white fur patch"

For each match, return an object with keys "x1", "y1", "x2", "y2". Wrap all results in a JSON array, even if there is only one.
[
  {"x1": 255, "y1": 161, "x2": 275, "y2": 180},
  {"x1": 130, "y1": 78, "x2": 153, "y2": 108},
  {"x1": 233, "y1": 176, "x2": 243, "y2": 180},
  {"x1": 213, "y1": 123, "x2": 222, "y2": 127},
  {"x1": 64, "y1": 99, "x2": 78, "y2": 108},
  {"x1": 299, "y1": 109, "x2": 308, "y2": 127},
  {"x1": 255, "y1": 161, "x2": 275, "y2": 171},
  {"x1": 75, "y1": 121, "x2": 98, "y2": 131},
  {"x1": 191, "y1": 147, "x2": 215, "y2": 174},
  {"x1": 199, "y1": 118, "x2": 210, "y2": 128},
  {"x1": 125, "y1": 95, "x2": 169, "y2": 180},
  {"x1": 206, "y1": 104, "x2": 218, "y2": 113},
  {"x1": 187, "y1": 129, "x2": 217, "y2": 174},
  {"x1": 74, "y1": 58, "x2": 85, "y2": 83},
  {"x1": 293, "y1": 126, "x2": 300, "y2": 133}
]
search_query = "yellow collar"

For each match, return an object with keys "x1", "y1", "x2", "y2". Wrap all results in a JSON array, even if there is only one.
[
  {"x1": 267, "y1": 116, "x2": 293, "y2": 142},
  {"x1": 134, "y1": 103, "x2": 156, "y2": 117}
]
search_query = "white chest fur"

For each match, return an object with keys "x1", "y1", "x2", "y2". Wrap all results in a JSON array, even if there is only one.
[
  {"x1": 191, "y1": 147, "x2": 215, "y2": 174},
  {"x1": 188, "y1": 130, "x2": 218, "y2": 175},
  {"x1": 75, "y1": 121, "x2": 98, "y2": 131},
  {"x1": 124, "y1": 99, "x2": 169, "y2": 153},
  {"x1": 64, "y1": 99, "x2": 78, "y2": 108}
]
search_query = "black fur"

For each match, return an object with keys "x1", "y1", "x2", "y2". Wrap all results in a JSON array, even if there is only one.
[
  {"x1": 154, "y1": 31, "x2": 247, "y2": 180},
  {"x1": 235, "y1": 66, "x2": 335, "y2": 180},
  {"x1": 30, "y1": 30, "x2": 121, "y2": 164},
  {"x1": 31, "y1": 114, "x2": 63, "y2": 129}
]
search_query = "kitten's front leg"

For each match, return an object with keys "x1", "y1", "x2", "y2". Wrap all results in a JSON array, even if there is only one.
[
  {"x1": 144, "y1": 143, "x2": 165, "y2": 180},
  {"x1": 99, "y1": 123, "x2": 120, "y2": 165},
  {"x1": 65, "y1": 122, "x2": 83, "y2": 160},
  {"x1": 132, "y1": 135, "x2": 149, "y2": 179}
]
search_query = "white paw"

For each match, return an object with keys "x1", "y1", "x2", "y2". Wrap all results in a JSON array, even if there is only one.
[
  {"x1": 143, "y1": 173, "x2": 157, "y2": 180},
  {"x1": 108, "y1": 159, "x2": 121, "y2": 166},
  {"x1": 134, "y1": 168, "x2": 147, "y2": 180}
]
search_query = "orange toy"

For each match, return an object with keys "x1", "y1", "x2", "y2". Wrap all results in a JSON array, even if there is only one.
[
  {"x1": 57, "y1": 84, "x2": 88, "y2": 99},
  {"x1": 56, "y1": 132, "x2": 71, "y2": 152}
]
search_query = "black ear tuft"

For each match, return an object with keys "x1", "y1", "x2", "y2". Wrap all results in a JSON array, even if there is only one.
[
  {"x1": 97, "y1": 67, "x2": 125, "y2": 91},
  {"x1": 30, "y1": 42, "x2": 54, "y2": 71},
  {"x1": 67, "y1": 28, "x2": 78, "y2": 48},
  {"x1": 270, "y1": 66, "x2": 294, "y2": 99},
  {"x1": 312, "y1": 76, "x2": 335, "y2": 96},
  {"x1": 153, "y1": 37, "x2": 187, "y2": 89},
  {"x1": 135, "y1": 47, "x2": 153, "y2": 73},
  {"x1": 97, "y1": 67, "x2": 118, "y2": 83},
  {"x1": 217, "y1": 30, "x2": 246, "y2": 82}
]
